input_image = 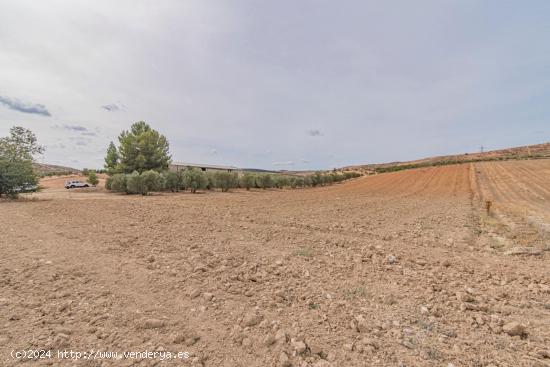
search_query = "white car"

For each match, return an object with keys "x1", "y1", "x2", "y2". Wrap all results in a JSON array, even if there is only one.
[{"x1": 64, "y1": 180, "x2": 90, "y2": 189}]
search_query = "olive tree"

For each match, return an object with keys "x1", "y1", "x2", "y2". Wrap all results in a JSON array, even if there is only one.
[
  {"x1": 109, "y1": 173, "x2": 127, "y2": 193},
  {"x1": 183, "y1": 168, "x2": 207, "y2": 193},
  {"x1": 215, "y1": 171, "x2": 238, "y2": 192},
  {"x1": 258, "y1": 174, "x2": 273, "y2": 189},
  {"x1": 164, "y1": 171, "x2": 185, "y2": 192},
  {"x1": 239, "y1": 173, "x2": 255, "y2": 190}
]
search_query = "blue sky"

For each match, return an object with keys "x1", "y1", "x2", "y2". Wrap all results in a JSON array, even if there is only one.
[{"x1": 0, "y1": 0, "x2": 548, "y2": 169}]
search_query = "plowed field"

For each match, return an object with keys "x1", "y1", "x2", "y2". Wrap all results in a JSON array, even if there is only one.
[
  {"x1": 1, "y1": 162, "x2": 549, "y2": 366},
  {"x1": 475, "y1": 160, "x2": 550, "y2": 251}
]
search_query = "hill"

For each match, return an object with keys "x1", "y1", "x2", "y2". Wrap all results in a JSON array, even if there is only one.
[
  {"x1": 343, "y1": 141, "x2": 550, "y2": 173},
  {"x1": 33, "y1": 163, "x2": 81, "y2": 176}
]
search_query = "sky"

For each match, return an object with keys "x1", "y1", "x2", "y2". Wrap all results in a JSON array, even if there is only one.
[{"x1": 0, "y1": 1, "x2": 549, "y2": 170}]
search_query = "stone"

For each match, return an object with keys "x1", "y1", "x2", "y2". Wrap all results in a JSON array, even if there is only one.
[
  {"x1": 242, "y1": 337, "x2": 253, "y2": 349},
  {"x1": 193, "y1": 263, "x2": 207, "y2": 272},
  {"x1": 278, "y1": 351, "x2": 291, "y2": 367},
  {"x1": 502, "y1": 321, "x2": 526, "y2": 336},
  {"x1": 291, "y1": 339, "x2": 307, "y2": 354},
  {"x1": 190, "y1": 289, "x2": 201, "y2": 299},
  {"x1": 242, "y1": 312, "x2": 263, "y2": 327},
  {"x1": 275, "y1": 329, "x2": 288, "y2": 344},
  {"x1": 173, "y1": 334, "x2": 186, "y2": 344},
  {"x1": 354, "y1": 315, "x2": 369, "y2": 332},
  {"x1": 387, "y1": 255, "x2": 397, "y2": 264},
  {"x1": 142, "y1": 318, "x2": 165, "y2": 329},
  {"x1": 264, "y1": 335, "x2": 276, "y2": 346}
]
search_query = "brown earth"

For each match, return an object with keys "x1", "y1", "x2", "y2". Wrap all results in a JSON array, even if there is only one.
[
  {"x1": 39, "y1": 174, "x2": 107, "y2": 190},
  {"x1": 0, "y1": 161, "x2": 549, "y2": 367}
]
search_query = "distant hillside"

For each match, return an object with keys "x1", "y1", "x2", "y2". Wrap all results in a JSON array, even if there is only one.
[
  {"x1": 34, "y1": 163, "x2": 81, "y2": 176},
  {"x1": 343, "y1": 142, "x2": 550, "y2": 173},
  {"x1": 242, "y1": 168, "x2": 281, "y2": 174}
]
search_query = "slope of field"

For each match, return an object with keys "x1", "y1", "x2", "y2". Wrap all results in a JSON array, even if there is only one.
[
  {"x1": 1, "y1": 164, "x2": 549, "y2": 366},
  {"x1": 475, "y1": 160, "x2": 550, "y2": 252},
  {"x1": 33, "y1": 163, "x2": 81, "y2": 176},
  {"x1": 39, "y1": 174, "x2": 107, "y2": 190},
  {"x1": 345, "y1": 142, "x2": 550, "y2": 173}
]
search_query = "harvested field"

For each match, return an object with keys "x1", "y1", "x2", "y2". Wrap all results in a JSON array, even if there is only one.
[
  {"x1": 475, "y1": 160, "x2": 550, "y2": 252},
  {"x1": 1, "y1": 162, "x2": 549, "y2": 366}
]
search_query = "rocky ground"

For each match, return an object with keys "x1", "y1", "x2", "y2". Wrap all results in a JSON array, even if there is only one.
[{"x1": 0, "y1": 162, "x2": 549, "y2": 366}]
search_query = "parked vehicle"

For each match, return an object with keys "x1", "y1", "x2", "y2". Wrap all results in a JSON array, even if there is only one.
[{"x1": 64, "y1": 180, "x2": 90, "y2": 189}]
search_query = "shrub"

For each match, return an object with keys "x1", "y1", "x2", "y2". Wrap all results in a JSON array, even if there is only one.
[
  {"x1": 311, "y1": 172, "x2": 323, "y2": 187},
  {"x1": 183, "y1": 168, "x2": 207, "y2": 193},
  {"x1": 110, "y1": 173, "x2": 127, "y2": 193},
  {"x1": 82, "y1": 168, "x2": 89, "y2": 176},
  {"x1": 289, "y1": 176, "x2": 304, "y2": 188},
  {"x1": 240, "y1": 173, "x2": 255, "y2": 190},
  {"x1": 215, "y1": 171, "x2": 238, "y2": 192},
  {"x1": 126, "y1": 171, "x2": 145, "y2": 194},
  {"x1": 105, "y1": 175, "x2": 113, "y2": 190},
  {"x1": 164, "y1": 171, "x2": 183, "y2": 192},
  {"x1": 258, "y1": 174, "x2": 273, "y2": 189},
  {"x1": 87, "y1": 170, "x2": 99, "y2": 186},
  {"x1": 141, "y1": 170, "x2": 164, "y2": 192},
  {"x1": 303, "y1": 175, "x2": 312, "y2": 187},
  {"x1": 0, "y1": 159, "x2": 37, "y2": 198},
  {"x1": 205, "y1": 172, "x2": 216, "y2": 190},
  {"x1": 274, "y1": 175, "x2": 289, "y2": 188}
]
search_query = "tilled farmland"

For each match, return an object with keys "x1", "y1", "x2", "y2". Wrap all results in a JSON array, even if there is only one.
[{"x1": 1, "y1": 162, "x2": 549, "y2": 366}]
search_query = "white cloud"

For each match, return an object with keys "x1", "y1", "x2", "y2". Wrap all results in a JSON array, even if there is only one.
[
  {"x1": 1, "y1": 1, "x2": 548, "y2": 169},
  {"x1": 272, "y1": 161, "x2": 295, "y2": 166}
]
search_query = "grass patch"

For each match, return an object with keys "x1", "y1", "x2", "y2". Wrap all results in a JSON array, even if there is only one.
[
  {"x1": 294, "y1": 247, "x2": 314, "y2": 257},
  {"x1": 343, "y1": 286, "x2": 368, "y2": 299},
  {"x1": 308, "y1": 302, "x2": 319, "y2": 310}
]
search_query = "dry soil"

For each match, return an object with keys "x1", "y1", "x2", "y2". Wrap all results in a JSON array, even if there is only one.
[{"x1": 0, "y1": 162, "x2": 549, "y2": 367}]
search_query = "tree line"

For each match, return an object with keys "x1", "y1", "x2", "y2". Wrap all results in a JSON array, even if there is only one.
[
  {"x1": 105, "y1": 169, "x2": 361, "y2": 195},
  {"x1": 103, "y1": 121, "x2": 361, "y2": 195}
]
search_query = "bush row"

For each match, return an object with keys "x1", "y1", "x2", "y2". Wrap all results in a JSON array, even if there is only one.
[{"x1": 106, "y1": 168, "x2": 361, "y2": 195}]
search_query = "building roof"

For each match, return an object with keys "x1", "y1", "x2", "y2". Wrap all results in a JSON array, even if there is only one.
[{"x1": 171, "y1": 162, "x2": 240, "y2": 170}]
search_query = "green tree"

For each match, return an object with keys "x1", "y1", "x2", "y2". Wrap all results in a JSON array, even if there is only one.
[
  {"x1": 109, "y1": 174, "x2": 127, "y2": 193},
  {"x1": 0, "y1": 126, "x2": 44, "y2": 161},
  {"x1": 240, "y1": 173, "x2": 255, "y2": 190},
  {"x1": 104, "y1": 141, "x2": 119, "y2": 174},
  {"x1": 125, "y1": 171, "x2": 144, "y2": 194},
  {"x1": 0, "y1": 126, "x2": 43, "y2": 198},
  {"x1": 141, "y1": 170, "x2": 164, "y2": 193},
  {"x1": 116, "y1": 121, "x2": 171, "y2": 173},
  {"x1": 183, "y1": 168, "x2": 207, "y2": 193},
  {"x1": 215, "y1": 171, "x2": 238, "y2": 192},
  {"x1": 87, "y1": 170, "x2": 99, "y2": 186},
  {"x1": 274, "y1": 175, "x2": 289, "y2": 188},
  {"x1": 258, "y1": 174, "x2": 273, "y2": 189},
  {"x1": 164, "y1": 171, "x2": 185, "y2": 192},
  {"x1": 311, "y1": 172, "x2": 323, "y2": 187},
  {"x1": 0, "y1": 159, "x2": 37, "y2": 198}
]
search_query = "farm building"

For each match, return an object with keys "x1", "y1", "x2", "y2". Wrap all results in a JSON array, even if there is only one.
[{"x1": 169, "y1": 162, "x2": 240, "y2": 173}]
